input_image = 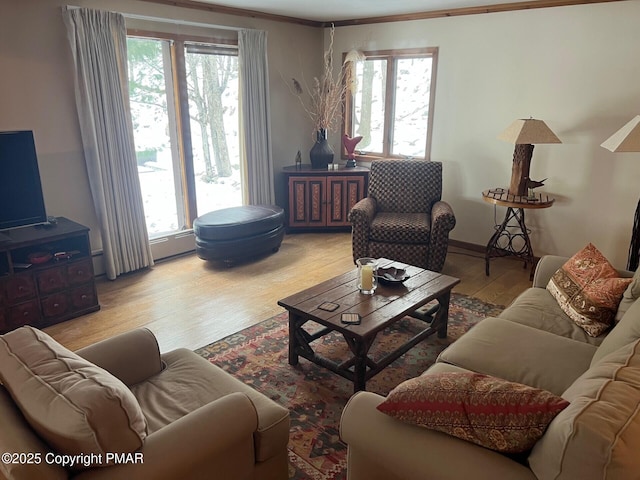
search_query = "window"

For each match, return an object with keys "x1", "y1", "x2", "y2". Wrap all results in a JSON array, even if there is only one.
[
  {"x1": 126, "y1": 32, "x2": 242, "y2": 254},
  {"x1": 344, "y1": 47, "x2": 438, "y2": 161}
]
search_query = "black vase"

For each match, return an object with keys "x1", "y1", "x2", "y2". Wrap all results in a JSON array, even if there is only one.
[{"x1": 309, "y1": 129, "x2": 334, "y2": 170}]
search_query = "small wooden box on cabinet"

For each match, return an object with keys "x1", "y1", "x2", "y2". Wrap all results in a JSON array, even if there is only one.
[
  {"x1": 0, "y1": 217, "x2": 100, "y2": 333},
  {"x1": 283, "y1": 165, "x2": 369, "y2": 230}
]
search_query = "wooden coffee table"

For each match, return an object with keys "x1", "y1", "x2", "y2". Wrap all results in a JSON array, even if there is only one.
[{"x1": 277, "y1": 258, "x2": 460, "y2": 393}]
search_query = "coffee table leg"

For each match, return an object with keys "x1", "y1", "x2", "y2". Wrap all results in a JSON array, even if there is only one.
[
  {"x1": 345, "y1": 336, "x2": 374, "y2": 393},
  {"x1": 288, "y1": 312, "x2": 300, "y2": 365},
  {"x1": 435, "y1": 291, "x2": 451, "y2": 339}
]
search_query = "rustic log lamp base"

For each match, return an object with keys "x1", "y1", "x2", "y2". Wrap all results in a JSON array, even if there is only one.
[{"x1": 509, "y1": 143, "x2": 535, "y2": 197}]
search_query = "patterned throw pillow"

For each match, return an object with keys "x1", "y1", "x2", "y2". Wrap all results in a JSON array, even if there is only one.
[
  {"x1": 377, "y1": 372, "x2": 569, "y2": 454},
  {"x1": 547, "y1": 243, "x2": 632, "y2": 337}
]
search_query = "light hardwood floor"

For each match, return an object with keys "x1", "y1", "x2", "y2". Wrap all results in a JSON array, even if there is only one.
[{"x1": 43, "y1": 232, "x2": 533, "y2": 352}]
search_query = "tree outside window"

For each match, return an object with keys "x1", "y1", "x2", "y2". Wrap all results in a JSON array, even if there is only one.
[{"x1": 343, "y1": 47, "x2": 438, "y2": 161}]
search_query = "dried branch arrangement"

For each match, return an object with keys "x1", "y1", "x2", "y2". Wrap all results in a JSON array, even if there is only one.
[{"x1": 289, "y1": 26, "x2": 363, "y2": 135}]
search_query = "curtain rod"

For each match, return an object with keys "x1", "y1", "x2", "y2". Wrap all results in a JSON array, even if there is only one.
[{"x1": 65, "y1": 5, "x2": 243, "y2": 31}]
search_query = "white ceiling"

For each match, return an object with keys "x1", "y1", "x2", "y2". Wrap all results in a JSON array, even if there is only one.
[{"x1": 191, "y1": 0, "x2": 550, "y2": 22}]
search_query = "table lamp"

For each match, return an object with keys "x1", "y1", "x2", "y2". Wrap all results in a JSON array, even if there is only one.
[
  {"x1": 498, "y1": 118, "x2": 562, "y2": 196},
  {"x1": 601, "y1": 115, "x2": 640, "y2": 270}
]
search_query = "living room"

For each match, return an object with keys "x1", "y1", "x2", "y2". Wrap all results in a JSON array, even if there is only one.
[
  {"x1": 2, "y1": 0, "x2": 640, "y2": 479},
  {"x1": 3, "y1": 0, "x2": 640, "y2": 273}
]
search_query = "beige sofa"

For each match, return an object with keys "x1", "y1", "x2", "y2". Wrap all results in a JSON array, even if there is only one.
[
  {"x1": 0, "y1": 327, "x2": 290, "y2": 480},
  {"x1": 340, "y1": 255, "x2": 640, "y2": 480}
]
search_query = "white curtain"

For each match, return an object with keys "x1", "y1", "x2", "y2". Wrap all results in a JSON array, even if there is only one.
[
  {"x1": 238, "y1": 29, "x2": 275, "y2": 205},
  {"x1": 63, "y1": 7, "x2": 153, "y2": 280}
]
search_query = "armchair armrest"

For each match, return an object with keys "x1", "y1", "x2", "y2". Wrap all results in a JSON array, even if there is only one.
[
  {"x1": 348, "y1": 197, "x2": 377, "y2": 262},
  {"x1": 430, "y1": 200, "x2": 456, "y2": 232},
  {"x1": 76, "y1": 328, "x2": 163, "y2": 386},
  {"x1": 74, "y1": 392, "x2": 259, "y2": 480},
  {"x1": 340, "y1": 391, "x2": 536, "y2": 480},
  {"x1": 426, "y1": 200, "x2": 456, "y2": 272}
]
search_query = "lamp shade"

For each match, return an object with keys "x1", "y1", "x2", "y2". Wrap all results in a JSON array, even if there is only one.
[
  {"x1": 498, "y1": 118, "x2": 561, "y2": 145},
  {"x1": 601, "y1": 115, "x2": 640, "y2": 152}
]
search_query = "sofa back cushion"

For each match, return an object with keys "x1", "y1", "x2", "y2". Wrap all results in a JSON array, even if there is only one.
[
  {"x1": 616, "y1": 267, "x2": 640, "y2": 322},
  {"x1": 591, "y1": 297, "x2": 640, "y2": 367},
  {"x1": 528, "y1": 338, "x2": 640, "y2": 480},
  {"x1": 0, "y1": 326, "x2": 147, "y2": 467}
]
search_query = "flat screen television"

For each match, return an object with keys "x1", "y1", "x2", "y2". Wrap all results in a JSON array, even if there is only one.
[{"x1": 0, "y1": 130, "x2": 48, "y2": 231}]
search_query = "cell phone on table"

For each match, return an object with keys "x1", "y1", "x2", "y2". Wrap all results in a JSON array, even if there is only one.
[{"x1": 341, "y1": 313, "x2": 361, "y2": 325}]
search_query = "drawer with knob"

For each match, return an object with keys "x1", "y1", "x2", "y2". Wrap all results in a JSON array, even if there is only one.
[
  {"x1": 36, "y1": 267, "x2": 67, "y2": 294},
  {"x1": 70, "y1": 284, "x2": 97, "y2": 310},
  {"x1": 41, "y1": 293, "x2": 70, "y2": 319},
  {"x1": 8, "y1": 300, "x2": 42, "y2": 327},
  {"x1": 6, "y1": 275, "x2": 37, "y2": 303},
  {"x1": 67, "y1": 260, "x2": 93, "y2": 285}
]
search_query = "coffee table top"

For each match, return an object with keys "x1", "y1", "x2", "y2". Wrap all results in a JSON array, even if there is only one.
[{"x1": 277, "y1": 258, "x2": 460, "y2": 339}]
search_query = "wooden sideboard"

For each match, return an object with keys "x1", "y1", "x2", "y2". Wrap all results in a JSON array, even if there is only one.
[
  {"x1": 283, "y1": 165, "x2": 369, "y2": 230},
  {"x1": 0, "y1": 217, "x2": 100, "y2": 333}
]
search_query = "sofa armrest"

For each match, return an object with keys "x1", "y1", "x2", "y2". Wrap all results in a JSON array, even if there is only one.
[
  {"x1": 340, "y1": 391, "x2": 537, "y2": 480},
  {"x1": 76, "y1": 328, "x2": 164, "y2": 386},
  {"x1": 348, "y1": 197, "x2": 377, "y2": 261},
  {"x1": 533, "y1": 254, "x2": 634, "y2": 288},
  {"x1": 74, "y1": 392, "x2": 259, "y2": 480},
  {"x1": 532, "y1": 255, "x2": 568, "y2": 288}
]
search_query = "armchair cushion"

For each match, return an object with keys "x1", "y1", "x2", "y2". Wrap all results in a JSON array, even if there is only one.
[
  {"x1": 0, "y1": 326, "x2": 147, "y2": 465},
  {"x1": 370, "y1": 212, "x2": 430, "y2": 244}
]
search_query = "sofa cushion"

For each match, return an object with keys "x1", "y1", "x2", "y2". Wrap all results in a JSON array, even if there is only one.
[
  {"x1": 529, "y1": 338, "x2": 640, "y2": 480},
  {"x1": 616, "y1": 267, "x2": 640, "y2": 322},
  {"x1": 591, "y1": 297, "x2": 640, "y2": 367},
  {"x1": 437, "y1": 317, "x2": 597, "y2": 395},
  {"x1": 0, "y1": 326, "x2": 147, "y2": 465},
  {"x1": 499, "y1": 288, "x2": 605, "y2": 346},
  {"x1": 546, "y1": 243, "x2": 632, "y2": 337},
  {"x1": 377, "y1": 372, "x2": 568, "y2": 454}
]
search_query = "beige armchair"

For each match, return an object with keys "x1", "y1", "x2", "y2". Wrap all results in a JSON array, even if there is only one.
[
  {"x1": 348, "y1": 160, "x2": 456, "y2": 272},
  {"x1": 0, "y1": 327, "x2": 290, "y2": 480}
]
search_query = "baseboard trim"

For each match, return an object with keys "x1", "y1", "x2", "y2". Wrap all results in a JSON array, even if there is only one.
[
  {"x1": 449, "y1": 239, "x2": 540, "y2": 263},
  {"x1": 449, "y1": 239, "x2": 485, "y2": 254}
]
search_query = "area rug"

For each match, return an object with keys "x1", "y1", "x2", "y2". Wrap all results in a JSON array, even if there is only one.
[{"x1": 195, "y1": 293, "x2": 503, "y2": 480}]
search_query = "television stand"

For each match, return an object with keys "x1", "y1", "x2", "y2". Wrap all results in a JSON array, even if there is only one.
[{"x1": 0, "y1": 217, "x2": 100, "y2": 333}]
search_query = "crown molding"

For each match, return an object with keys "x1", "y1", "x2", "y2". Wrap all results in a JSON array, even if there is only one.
[{"x1": 139, "y1": 0, "x2": 625, "y2": 27}]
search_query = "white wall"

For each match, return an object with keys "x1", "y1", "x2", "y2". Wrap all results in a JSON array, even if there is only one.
[{"x1": 332, "y1": 1, "x2": 640, "y2": 268}]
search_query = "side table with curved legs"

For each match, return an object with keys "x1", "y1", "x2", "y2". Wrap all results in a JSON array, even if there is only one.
[{"x1": 482, "y1": 188, "x2": 555, "y2": 280}]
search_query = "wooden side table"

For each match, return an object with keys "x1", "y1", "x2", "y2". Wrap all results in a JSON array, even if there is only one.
[{"x1": 482, "y1": 188, "x2": 555, "y2": 279}]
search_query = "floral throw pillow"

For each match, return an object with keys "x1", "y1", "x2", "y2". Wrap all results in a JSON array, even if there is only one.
[
  {"x1": 377, "y1": 372, "x2": 569, "y2": 454},
  {"x1": 547, "y1": 243, "x2": 632, "y2": 337}
]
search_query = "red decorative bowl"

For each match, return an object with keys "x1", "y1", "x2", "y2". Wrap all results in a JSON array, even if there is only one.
[{"x1": 27, "y1": 252, "x2": 52, "y2": 264}]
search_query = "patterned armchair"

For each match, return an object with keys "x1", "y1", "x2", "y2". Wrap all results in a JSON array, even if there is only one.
[{"x1": 348, "y1": 160, "x2": 456, "y2": 272}]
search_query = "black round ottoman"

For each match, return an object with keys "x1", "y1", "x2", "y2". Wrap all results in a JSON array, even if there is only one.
[{"x1": 193, "y1": 205, "x2": 285, "y2": 265}]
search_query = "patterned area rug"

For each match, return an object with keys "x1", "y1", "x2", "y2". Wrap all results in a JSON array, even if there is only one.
[{"x1": 195, "y1": 293, "x2": 503, "y2": 480}]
